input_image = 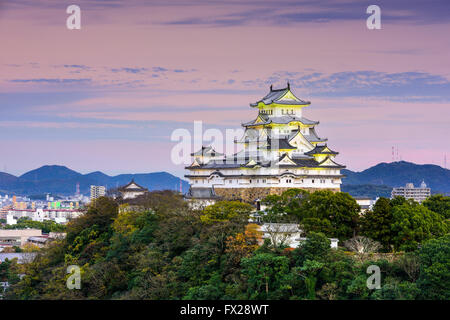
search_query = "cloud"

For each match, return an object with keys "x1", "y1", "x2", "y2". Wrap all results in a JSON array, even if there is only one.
[
  {"x1": 111, "y1": 67, "x2": 148, "y2": 74},
  {"x1": 9, "y1": 78, "x2": 92, "y2": 84},
  {"x1": 0, "y1": 121, "x2": 130, "y2": 129},
  {"x1": 61, "y1": 64, "x2": 91, "y2": 70},
  {"x1": 159, "y1": 0, "x2": 450, "y2": 26},
  {"x1": 263, "y1": 70, "x2": 450, "y2": 101}
]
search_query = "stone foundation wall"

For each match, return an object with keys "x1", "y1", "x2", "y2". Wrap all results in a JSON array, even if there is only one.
[{"x1": 214, "y1": 187, "x2": 340, "y2": 203}]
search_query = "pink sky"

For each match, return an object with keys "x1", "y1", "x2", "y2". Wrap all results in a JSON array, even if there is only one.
[{"x1": 0, "y1": 0, "x2": 449, "y2": 177}]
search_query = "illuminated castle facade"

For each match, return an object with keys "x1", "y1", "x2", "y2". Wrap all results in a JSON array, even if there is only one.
[{"x1": 185, "y1": 84, "x2": 345, "y2": 202}]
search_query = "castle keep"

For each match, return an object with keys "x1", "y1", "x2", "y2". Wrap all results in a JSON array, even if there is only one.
[{"x1": 185, "y1": 84, "x2": 345, "y2": 202}]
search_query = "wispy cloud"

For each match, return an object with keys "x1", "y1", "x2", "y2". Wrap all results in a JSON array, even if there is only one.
[{"x1": 9, "y1": 78, "x2": 92, "y2": 84}]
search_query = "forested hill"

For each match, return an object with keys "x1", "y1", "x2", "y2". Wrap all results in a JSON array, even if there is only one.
[
  {"x1": 342, "y1": 161, "x2": 450, "y2": 194},
  {"x1": 1, "y1": 161, "x2": 449, "y2": 197},
  {"x1": 0, "y1": 165, "x2": 189, "y2": 196}
]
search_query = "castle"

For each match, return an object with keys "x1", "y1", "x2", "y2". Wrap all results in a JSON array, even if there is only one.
[{"x1": 185, "y1": 83, "x2": 345, "y2": 202}]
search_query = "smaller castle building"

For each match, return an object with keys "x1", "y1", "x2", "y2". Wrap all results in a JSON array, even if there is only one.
[{"x1": 119, "y1": 180, "x2": 148, "y2": 200}]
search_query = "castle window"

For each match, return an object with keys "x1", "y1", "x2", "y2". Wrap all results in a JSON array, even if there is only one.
[{"x1": 312, "y1": 179, "x2": 315, "y2": 183}]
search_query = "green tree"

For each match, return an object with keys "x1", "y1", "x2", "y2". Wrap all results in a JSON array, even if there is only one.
[
  {"x1": 360, "y1": 197, "x2": 394, "y2": 251},
  {"x1": 4, "y1": 218, "x2": 66, "y2": 233},
  {"x1": 241, "y1": 253, "x2": 290, "y2": 299},
  {"x1": 423, "y1": 194, "x2": 450, "y2": 219},
  {"x1": 390, "y1": 196, "x2": 408, "y2": 207},
  {"x1": 262, "y1": 189, "x2": 308, "y2": 222},
  {"x1": 294, "y1": 232, "x2": 331, "y2": 265},
  {"x1": 297, "y1": 191, "x2": 360, "y2": 240},
  {"x1": 200, "y1": 201, "x2": 254, "y2": 224},
  {"x1": 417, "y1": 234, "x2": 450, "y2": 300},
  {"x1": 298, "y1": 259, "x2": 325, "y2": 300},
  {"x1": 391, "y1": 203, "x2": 448, "y2": 251}
]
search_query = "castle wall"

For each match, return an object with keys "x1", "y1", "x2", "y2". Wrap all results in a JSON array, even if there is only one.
[{"x1": 214, "y1": 187, "x2": 340, "y2": 202}]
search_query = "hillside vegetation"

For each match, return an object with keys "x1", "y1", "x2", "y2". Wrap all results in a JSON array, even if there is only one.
[{"x1": 2, "y1": 190, "x2": 449, "y2": 300}]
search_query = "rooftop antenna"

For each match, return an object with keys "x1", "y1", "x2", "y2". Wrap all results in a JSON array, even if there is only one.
[
  {"x1": 287, "y1": 81, "x2": 290, "y2": 90},
  {"x1": 270, "y1": 84, "x2": 273, "y2": 91}
]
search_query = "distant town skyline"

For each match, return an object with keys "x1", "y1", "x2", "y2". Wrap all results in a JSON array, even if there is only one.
[{"x1": 1, "y1": 0, "x2": 449, "y2": 178}]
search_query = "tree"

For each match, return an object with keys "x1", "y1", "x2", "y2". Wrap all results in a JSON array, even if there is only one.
[
  {"x1": 200, "y1": 201, "x2": 254, "y2": 224},
  {"x1": 391, "y1": 203, "x2": 448, "y2": 251},
  {"x1": 225, "y1": 224, "x2": 261, "y2": 265},
  {"x1": 360, "y1": 197, "x2": 394, "y2": 251},
  {"x1": 66, "y1": 196, "x2": 118, "y2": 244},
  {"x1": 397, "y1": 252, "x2": 420, "y2": 282},
  {"x1": 390, "y1": 196, "x2": 408, "y2": 207},
  {"x1": 343, "y1": 236, "x2": 381, "y2": 256},
  {"x1": 4, "y1": 218, "x2": 66, "y2": 233},
  {"x1": 294, "y1": 232, "x2": 331, "y2": 265},
  {"x1": 292, "y1": 259, "x2": 325, "y2": 300},
  {"x1": 423, "y1": 194, "x2": 450, "y2": 219},
  {"x1": 297, "y1": 191, "x2": 360, "y2": 240},
  {"x1": 261, "y1": 189, "x2": 308, "y2": 223},
  {"x1": 417, "y1": 234, "x2": 450, "y2": 300},
  {"x1": 241, "y1": 253, "x2": 290, "y2": 299}
]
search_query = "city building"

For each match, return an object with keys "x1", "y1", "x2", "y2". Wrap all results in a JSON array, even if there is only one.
[
  {"x1": 185, "y1": 84, "x2": 345, "y2": 202},
  {"x1": 184, "y1": 187, "x2": 222, "y2": 209},
  {"x1": 0, "y1": 229, "x2": 42, "y2": 248},
  {"x1": 354, "y1": 197, "x2": 377, "y2": 213},
  {"x1": 258, "y1": 223, "x2": 339, "y2": 249},
  {"x1": 118, "y1": 179, "x2": 148, "y2": 200},
  {"x1": 6, "y1": 208, "x2": 82, "y2": 224},
  {"x1": 90, "y1": 185, "x2": 106, "y2": 201},
  {"x1": 391, "y1": 181, "x2": 431, "y2": 203},
  {"x1": 0, "y1": 252, "x2": 37, "y2": 264}
]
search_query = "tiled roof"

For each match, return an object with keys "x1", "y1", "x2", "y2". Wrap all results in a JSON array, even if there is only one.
[
  {"x1": 267, "y1": 138, "x2": 296, "y2": 150},
  {"x1": 250, "y1": 85, "x2": 310, "y2": 107},
  {"x1": 191, "y1": 146, "x2": 224, "y2": 157},
  {"x1": 303, "y1": 127, "x2": 327, "y2": 142},
  {"x1": 304, "y1": 145, "x2": 338, "y2": 155},
  {"x1": 119, "y1": 179, "x2": 148, "y2": 192},
  {"x1": 243, "y1": 116, "x2": 319, "y2": 127}
]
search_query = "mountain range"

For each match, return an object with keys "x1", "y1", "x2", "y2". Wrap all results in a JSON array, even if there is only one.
[
  {"x1": 0, "y1": 161, "x2": 448, "y2": 198},
  {"x1": 341, "y1": 161, "x2": 450, "y2": 196},
  {"x1": 0, "y1": 165, "x2": 189, "y2": 196}
]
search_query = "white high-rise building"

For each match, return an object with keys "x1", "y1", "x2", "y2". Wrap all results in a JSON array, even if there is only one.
[
  {"x1": 391, "y1": 181, "x2": 431, "y2": 203},
  {"x1": 90, "y1": 185, "x2": 106, "y2": 201}
]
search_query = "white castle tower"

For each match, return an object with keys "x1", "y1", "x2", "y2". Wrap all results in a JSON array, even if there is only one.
[{"x1": 185, "y1": 83, "x2": 345, "y2": 202}]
